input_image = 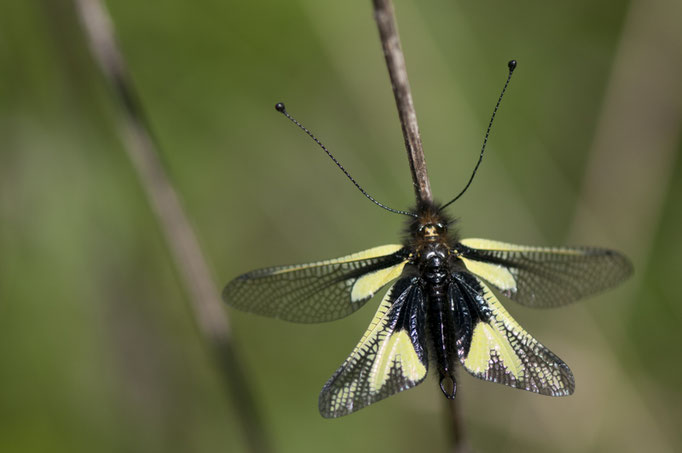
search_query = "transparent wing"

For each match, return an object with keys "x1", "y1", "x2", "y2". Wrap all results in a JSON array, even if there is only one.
[
  {"x1": 222, "y1": 245, "x2": 410, "y2": 323},
  {"x1": 454, "y1": 272, "x2": 574, "y2": 396},
  {"x1": 457, "y1": 238, "x2": 633, "y2": 308},
  {"x1": 319, "y1": 277, "x2": 428, "y2": 418}
]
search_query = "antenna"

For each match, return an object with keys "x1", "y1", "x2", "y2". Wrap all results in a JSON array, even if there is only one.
[
  {"x1": 275, "y1": 103, "x2": 417, "y2": 218},
  {"x1": 440, "y1": 60, "x2": 517, "y2": 211}
]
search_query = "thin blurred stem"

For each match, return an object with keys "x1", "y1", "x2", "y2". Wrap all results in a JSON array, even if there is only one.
[
  {"x1": 72, "y1": 1, "x2": 270, "y2": 452},
  {"x1": 372, "y1": 1, "x2": 468, "y2": 451},
  {"x1": 446, "y1": 396, "x2": 471, "y2": 453},
  {"x1": 569, "y1": 0, "x2": 682, "y2": 251},
  {"x1": 372, "y1": 0, "x2": 433, "y2": 204}
]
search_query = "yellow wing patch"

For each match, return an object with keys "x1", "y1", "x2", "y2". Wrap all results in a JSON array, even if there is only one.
[
  {"x1": 368, "y1": 330, "x2": 426, "y2": 392},
  {"x1": 351, "y1": 262, "x2": 407, "y2": 302},
  {"x1": 465, "y1": 321, "x2": 523, "y2": 378},
  {"x1": 319, "y1": 278, "x2": 428, "y2": 418},
  {"x1": 461, "y1": 278, "x2": 574, "y2": 396},
  {"x1": 460, "y1": 258, "x2": 516, "y2": 292}
]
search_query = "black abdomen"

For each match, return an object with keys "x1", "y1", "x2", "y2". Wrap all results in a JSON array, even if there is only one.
[{"x1": 418, "y1": 243, "x2": 459, "y2": 398}]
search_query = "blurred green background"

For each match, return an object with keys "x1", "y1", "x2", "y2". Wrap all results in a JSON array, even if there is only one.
[{"x1": 1, "y1": 0, "x2": 681, "y2": 452}]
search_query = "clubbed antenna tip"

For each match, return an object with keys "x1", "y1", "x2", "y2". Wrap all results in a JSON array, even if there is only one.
[{"x1": 440, "y1": 59, "x2": 518, "y2": 211}]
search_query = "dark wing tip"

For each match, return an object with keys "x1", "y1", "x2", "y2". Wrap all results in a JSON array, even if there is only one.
[
  {"x1": 318, "y1": 381, "x2": 352, "y2": 419},
  {"x1": 601, "y1": 248, "x2": 634, "y2": 287}
]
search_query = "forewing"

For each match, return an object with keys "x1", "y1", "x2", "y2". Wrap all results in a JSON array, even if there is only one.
[
  {"x1": 223, "y1": 245, "x2": 409, "y2": 323},
  {"x1": 319, "y1": 277, "x2": 428, "y2": 418},
  {"x1": 458, "y1": 238, "x2": 633, "y2": 308},
  {"x1": 455, "y1": 272, "x2": 574, "y2": 396}
]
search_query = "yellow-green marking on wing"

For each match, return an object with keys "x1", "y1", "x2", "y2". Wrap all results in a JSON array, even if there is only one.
[
  {"x1": 351, "y1": 261, "x2": 407, "y2": 303},
  {"x1": 368, "y1": 330, "x2": 427, "y2": 392},
  {"x1": 319, "y1": 278, "x2": 427, "y2": 418},
  {"x1": 460, "y1": 258, "x2": 516, "y2": 292},
  {"x1": 465, "y1": 321, "x2": 523, "y2": 378},
  {"x1": 461, "y1": 278, "x2": 574, "y2": 396}
]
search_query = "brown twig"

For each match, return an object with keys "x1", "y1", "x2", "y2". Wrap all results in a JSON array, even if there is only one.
[
  {"x1": 446, "y1": 396, "x2": 471, "y2": 453},
  {"x1": 371, "y1": 1, "x2": 468, "y2": 451},
  {"x1": 72, "y1": 1, "x2": 270, "y2": 452},
  {"x1": 372, "y1": 0, "x2": 433, "y2": 204}
]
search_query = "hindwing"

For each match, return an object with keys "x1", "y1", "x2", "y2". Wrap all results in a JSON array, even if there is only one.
[
  {"x1": 454, "y1": 272, "x2": 574, "y2": 396},
  {"x1": 223, "y1": 245, "x2": 409, "y2": 322},
  {"x1": 319, "y1": 277, "x2": 428, "y2": 418}
]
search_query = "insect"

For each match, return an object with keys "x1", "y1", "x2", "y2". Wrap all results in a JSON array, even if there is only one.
[{"x1": 223, "y1": 61, "x2": 632, "y2": 418}]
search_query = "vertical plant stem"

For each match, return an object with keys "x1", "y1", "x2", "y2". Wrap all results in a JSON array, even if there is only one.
[
  {"x1": 72, "y1": 1, "x2": 270, "y2": 452},
  {"x1": 446, "y1": 396, "x2": 471, "y2": 453},
  {"x1": 372, "y1": 0, "x2": 433, "y2": 204},
  {"x1": 372, "y1": 1, "x2": 468, "y2": 451}
]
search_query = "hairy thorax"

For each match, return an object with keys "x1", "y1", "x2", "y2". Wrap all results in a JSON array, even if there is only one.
[{"x1": 405, "y1": 201, "x2": 460, "y2": 282}]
